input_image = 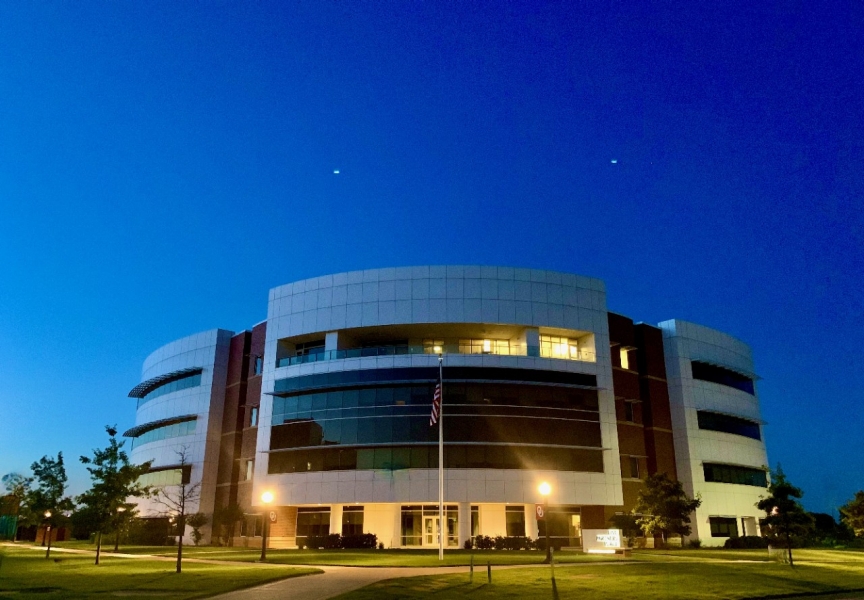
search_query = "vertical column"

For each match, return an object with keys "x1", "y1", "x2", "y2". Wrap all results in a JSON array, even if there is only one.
[
  {"x1": 330, "y1": 505, "x2": 343, "y2": 536},
  {"x1": 325, "y1": 332, "x2": 339, "y2": 354},
  {"x1": 458, "y1": 502, "x2": 471, "y2": 548},
  {"x1": 525, "y1": 328, "x2": 540, "y2": 357},
  {"x1": 524, "y1": 504, "x2": 539, "y2": 538}
]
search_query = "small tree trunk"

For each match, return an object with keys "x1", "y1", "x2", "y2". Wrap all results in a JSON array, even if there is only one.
[
  {"x1": 785, "y1": 518, "x2": 794, "y2": 567},
  {"x1": 176, "y1": 532, "x2": 183, "y2": 573},
  {"x1": 95, "y1": 531, "x2": 102, "y2": 565},
  {"x1": 45, "y1": 527, "x2": 52, "y2": 559},
  {"x1": 114, "y1": 528, "x2": 120, "y2": 553}
]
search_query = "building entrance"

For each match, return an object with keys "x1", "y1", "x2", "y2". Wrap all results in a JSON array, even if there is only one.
[{"x1": 423, "y1": 516, "x2": 440, "y2": 547}]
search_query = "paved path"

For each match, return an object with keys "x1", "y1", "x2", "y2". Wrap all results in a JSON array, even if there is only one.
[{"x1": 208, "y1": 564, "x2": 470, "y2": 600}]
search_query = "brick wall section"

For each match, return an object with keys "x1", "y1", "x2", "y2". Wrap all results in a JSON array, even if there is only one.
[
  {"x1": 212, "y1": 323, "x2": 266, "y2": 518},
  {"x1": 607, "y1": 314, "x2": 679, "y2": 517},
  {"x1": 635, "y1": 323, "x2": 677, "y2": 480},
  {"x1": 268, "y1": 506, "x2": 298, "y2": 539}
]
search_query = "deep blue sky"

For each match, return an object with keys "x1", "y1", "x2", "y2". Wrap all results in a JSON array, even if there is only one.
[{"x1": 1, "y1": 2, "x2": 861, "y2": 515}]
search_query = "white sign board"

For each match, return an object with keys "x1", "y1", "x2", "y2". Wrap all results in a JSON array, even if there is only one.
[{"x1": 582, "y1": 529, "x2": 622, "y2": 553}]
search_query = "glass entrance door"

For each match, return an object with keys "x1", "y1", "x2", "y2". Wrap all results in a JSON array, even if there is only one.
[{"x1": 423, "y1": 517, "x2": 440, "y2": 547}]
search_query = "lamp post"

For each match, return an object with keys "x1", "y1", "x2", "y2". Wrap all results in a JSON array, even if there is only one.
[
  {"x1": 539, "y1": 482, "x2": 552, "y2": 564},
  {"x1": 115, "y1": 506, "x2": 127, "y2": 552},
  {"x1": 44, "y1": 511, "x2": 53, "y2": 559},
  {"x1": 260, "y1": 491, "x2": 273, "y2": 562}
]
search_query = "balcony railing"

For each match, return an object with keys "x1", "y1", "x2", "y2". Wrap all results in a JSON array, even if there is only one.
[{"x1": 276, "y1": 344, "x2": 596, "y2": 368}]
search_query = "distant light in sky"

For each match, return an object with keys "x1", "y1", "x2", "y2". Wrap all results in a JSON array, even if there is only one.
[
  {"x1": 333, "y1": 169, "x2": 340, "y2": 174},
  {"x1": 610, "y1": 159, "x2": 618, "y2": 164}
]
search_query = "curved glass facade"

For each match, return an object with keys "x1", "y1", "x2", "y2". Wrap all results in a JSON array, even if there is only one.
[
  {"x1": 131, "y1": 418, "x2": 197, "y2": 449},
  {"x1": 136, "y1": 372, "x2": 202, "y2": 409},
  {"x1": 267, "y1": 368, "x2": 603, "y2": 475}
]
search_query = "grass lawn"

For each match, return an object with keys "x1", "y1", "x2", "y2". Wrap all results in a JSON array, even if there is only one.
[
  {"x1": 332, "y1": 549, "x2": 864, "y2": 600},
  {"x1": 0, "y1": 546, "x2": 320, "y2": 600}
]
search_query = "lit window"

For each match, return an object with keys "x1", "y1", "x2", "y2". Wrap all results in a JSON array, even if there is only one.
[
  {"x1": 620, "y1": 348, "x2": 630, "y2": 370},
  {"x1": 458, "y1": 339, "x2": 511, "y2": 355},
  {"x1": 540, "y1": 335, "x2": 579, "y2": 360},
  {"x1": 423, "y1": 339, "x2": 444, "y2": 354},
  {"x1": 244, "y1": 460, "x2": 254, "y2": 481},
  {"x1": 250, "y1": 406, "x2": 259, "y2": 427}
]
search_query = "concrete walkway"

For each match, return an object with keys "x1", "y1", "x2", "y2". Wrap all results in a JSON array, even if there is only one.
[{"x1": 209, "y1": 564, "x2": 470, "y2": 600}]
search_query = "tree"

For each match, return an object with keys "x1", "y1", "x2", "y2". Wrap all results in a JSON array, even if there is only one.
[
  {"x1": 26, "y1": 453, "x2": 73, "y2": 558},
  {"x1": 153, "y1": 448, "x2": 200, "y2": 573},
  {"x1": 187, "y1": 513, "x2": 208, "y2": 546},
  {"x1": 77, "y1": 426, "x2": 152, "y2": 564},
  {"x1": 839, "y1": 491, "x2": 864, "y2": 538},
  {"x1": 633, "y1": 473, "x2": 702, "y2": 544},
  {"x1": 212, "y1": 503, "x2": 245, "y2": 546},
  {"x1": 756, "y1": 465, "x2": 814, "y2": 566},
  {"x1": 2, "y1": 473, "x2": 31, "y2": 540},
  {"x1": 608, "y1": 513, "x2": 640, "y2": 547}
]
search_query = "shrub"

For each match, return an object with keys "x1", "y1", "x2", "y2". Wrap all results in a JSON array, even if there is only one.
[
  {"x1": 378, "y1": 542, "x2": 384, "y2": 550},
  {"x1": 493, "y1": 536, "x2": 507, "y2": 550},
  {"x1": 724, "y1": 536, "x2": 769, "y2": 549},
  {"x1": 342, "y1": 533, "x2": 377, "y2": 549},
  {"x1": 304, "y1": 534, "x2": 342, "y2": 549},
  {"x1": 688, "y1": 538, "x2": 702, "y2": 549},
  {"x1": 475, "y1": 535, "x2": 494, "y2": 550},
  {"x1": 464, "y1": 539, "x2": 473, "y2": 550}
]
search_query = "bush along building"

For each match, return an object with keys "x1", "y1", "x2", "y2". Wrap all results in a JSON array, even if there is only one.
[{"x1": 124, "y1": 266, "x2": 769, "y2": 548}]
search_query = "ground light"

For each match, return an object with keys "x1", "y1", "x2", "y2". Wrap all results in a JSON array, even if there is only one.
[
  {"x1": 539, "y1": 482, "x2": 552, "y2": 564},
  {"x1": 260, "y1": 491, "x2": 274, "y2": 562}
]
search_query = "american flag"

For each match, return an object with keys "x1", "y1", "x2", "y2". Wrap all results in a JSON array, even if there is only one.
[{"x1": 430, "y1": 378, "x2": 441, "y2": 426}]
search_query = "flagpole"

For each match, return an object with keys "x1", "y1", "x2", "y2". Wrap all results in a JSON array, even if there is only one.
[{"x1": 438, "y1": 353, "x2": 444, "y2": 561}]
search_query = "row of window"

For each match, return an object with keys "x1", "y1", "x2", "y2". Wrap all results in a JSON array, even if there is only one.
[
  {"x1": 272, "y1": 383, "x2": 599, "y2": 421},
  {"x1": 137, "y1": 373, "x2": 202, "y2": 409},
  {"x1": 697, "y1": 410, "x2": 761, "y2": 441},
  {"x1": 691, "y1": 361, "x2": 755, "y2": 395},
  {"x1": 138, "y1": 465, "x2": 192, "y2": 487},
  {"x1": 267, "y1": 444, "x2": 605, "y2": 474},
  {"x1": 269, "y1": 414, "x2": 601, "y2": 450},
  {"x1": 130, "y1": 419, "x2": 197, "y2": 450},
  {"x1": 273, "y1": 367, "x2": 598, "y2": 395},
  {"x1": 279, "y1": 335, "x2": 592, "y2": 367},
  {"x1": 703, "y1": 463, "x2": 767, "y2": 487}
]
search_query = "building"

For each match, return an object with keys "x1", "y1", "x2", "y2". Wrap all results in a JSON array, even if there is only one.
[{"x1": 124, "y1": 266, "x2": 769, "y2": 547}]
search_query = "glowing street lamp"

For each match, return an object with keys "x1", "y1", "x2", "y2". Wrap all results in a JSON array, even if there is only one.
[
  {"x1": 260, "y1": 492, "x2": 274, "y2": 562},
  {"x1": 539, "y1": 482, "x2": 552, "y2": 564},
  {"x1": 43, "y1": 510, "x2": 53, "y2": 559}
]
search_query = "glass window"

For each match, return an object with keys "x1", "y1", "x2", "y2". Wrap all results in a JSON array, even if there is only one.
[
  {"x1": 342, "y1": 506, "x2": 364, "y2": 536},
  {"x1": 709, "y1": 517, "x2": 739, "y2": 538},
  {"x1": 458, "y1": 339, "x2": 511, "y2": 355},
  {"x1": 691, "y1": 361, "x2": 755, "y2": 395},
  {"x1": 697, "y1": 411, "x2": 761, "y2": 440},
  {"x1": 137, "y1": 373, "x2": 202, "y2": 409},
  {"x1": 423, "y1": 339, "x2": 444, "y2": 354},
  {"x1": 244, "y1": 459, "x2": 254, "y2": 481},
  {"x1": 296, "y1": 508, "x2": 331, "y2": 538},
  {"x1": 624, "y1": 401, "x2": 634, "y2": 423},
  {"x1": 629, "y1": 456, "x2": 640, "y2": 479},
  {"x1": 250, "y1": 406, "x2": 259, "y2": 427},
  {"x1": 254, "y1": 356, "x2": 263, "y2": 375},
  {"x1": 703, "y1": 463, "x2": 767, "y2": 487},
  {"x1": 539, "y1": 335, "x2": 580, "y2": 360},
  {"x1": 506, "y1": 505, "x2": 526, "y2": 536},
  {"x1": 131, "y1": 419, "x2": 197, "y2": 450},
  {"x1": 619, "y1": 348, "x2": 631, "y2": 370}
]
